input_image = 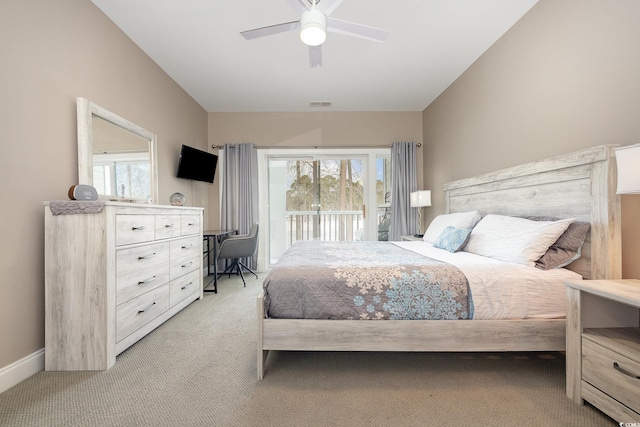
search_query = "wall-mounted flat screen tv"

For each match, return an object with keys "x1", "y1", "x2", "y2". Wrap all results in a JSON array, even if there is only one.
[{"x1": 176, "y1": 144, "x2": 218, "y2": 183}]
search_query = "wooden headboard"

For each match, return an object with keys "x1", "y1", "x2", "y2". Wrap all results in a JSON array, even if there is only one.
[{"x1": 443, "y1": 145, "x2": 621, "y2": 280}]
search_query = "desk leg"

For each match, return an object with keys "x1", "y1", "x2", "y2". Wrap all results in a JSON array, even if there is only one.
[
  {"x1": 206, "y1": 237, "x2": 211, "y2": 278},
  {"x1": 204, "y1": 236, "x2": 218, "y2": 294},
  {"x1": 212, "y1": 238, "x2": 218, "y2": 293},
  {"x1": 203, "y1": 230, "x2": 237, "y2": 294}
]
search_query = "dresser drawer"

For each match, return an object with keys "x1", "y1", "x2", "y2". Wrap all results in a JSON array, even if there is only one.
[
  {"x1": 170, "y1": 253, "x2": 199, "y2": 280},
  {"x1": 116, "y1": 284, "x2": 170, "y2": 343},
  {"x1": 170, "y1": 269, "x2": 200, "y2": 307},
  {"x1": 116, "y1": 215, "x2": 155, "y2": 246},
  {"x1": 155, "y1": 215, "x2": 182, "y2": 240},
  {"x1": 116, "y1": 242, "x2": 170, "y2": 278},
  {"x1": 583, "y1": 337, "x2": 640, "y2": 413},
  {"x1": 181, "y1": 215, "x2": 200, "y2": 236},
  {"x1": 116, "y1": 263, "x2": 170, "y2": 305},
  {"x1": 170, "y1": 236, "x2": 201, "y2": 260}
]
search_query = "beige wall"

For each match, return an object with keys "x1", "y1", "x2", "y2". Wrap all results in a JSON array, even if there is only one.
[
  {"x1": 422, "y1": 0, "x2": 640, "y2": 278},
  {"x1": 0, "y1": 0, "x2": 208, "y2": 369},
  {"x1": 207, "y1": 112, "x2": 424, "y2": 228},
  {"x1": 4, "y1": 0, "x2": 638, "y2": 379}
]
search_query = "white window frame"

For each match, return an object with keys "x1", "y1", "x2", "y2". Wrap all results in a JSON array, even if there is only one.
[{"x1": 257, "y1": 148, "x2": 390, "y2": 269}]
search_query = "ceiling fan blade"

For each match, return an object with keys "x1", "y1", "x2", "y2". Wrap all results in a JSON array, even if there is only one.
[
  {"x1": 318, "y1": 0, "x2": 344, "y2": 16},
  {"x1": 309, "y1": 45, "x2": 322, "y2": 68},
  {"x1": 287, "y1": 0, "x2": 310, "y2": 14},
  {"x1": 240, "y1": 20, "x2": 300, "y2": 40},
  {"x1": 327, "y1": 17, "x2": 390, "y2": 43}
]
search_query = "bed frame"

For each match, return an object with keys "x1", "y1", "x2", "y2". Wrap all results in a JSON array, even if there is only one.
[{"x1": 256, "y1": 145, "x2": 622, "y2": 379}]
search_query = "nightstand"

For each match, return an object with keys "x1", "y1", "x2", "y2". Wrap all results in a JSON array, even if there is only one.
[
  {"x1": 565, "y1": 279, "x2": 640, "y2": 423},
  {"x1": 400, "y1": 235, "x2": 423, "y2": 241}
]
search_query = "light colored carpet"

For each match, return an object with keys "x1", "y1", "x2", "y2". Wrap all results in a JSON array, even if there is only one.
[{"x1": 0, "y1": 273, "x2": 616, "y2": 427}]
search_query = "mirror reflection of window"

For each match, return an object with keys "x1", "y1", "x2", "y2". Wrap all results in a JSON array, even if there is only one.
[
  {"x1": 92, "y1": 163, "x2": 111, "y2": 195},
  {"x1": 91, "y1": 114, "x2": 151, "y2": 199},
  {"x1": 93, "y1": 152, "x2": 150, "y2": 199}
]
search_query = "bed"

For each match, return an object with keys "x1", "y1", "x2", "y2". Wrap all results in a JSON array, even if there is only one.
[{"x1": 257, "y1": 145, "x2": 622, "y2": 379}]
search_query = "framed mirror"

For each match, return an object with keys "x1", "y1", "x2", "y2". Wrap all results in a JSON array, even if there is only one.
[{"x1": 77, "y1": 97, "x2": 158, "y2": 202}]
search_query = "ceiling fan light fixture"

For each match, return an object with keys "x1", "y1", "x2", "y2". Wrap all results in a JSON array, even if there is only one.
[{"x1": 300, "y1": 9, "x2": 326, "y2": 46}]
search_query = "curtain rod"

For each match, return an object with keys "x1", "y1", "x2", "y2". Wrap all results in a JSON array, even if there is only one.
[{"x1": 211, "y1": 143, "x2": 421, "y2": 149}]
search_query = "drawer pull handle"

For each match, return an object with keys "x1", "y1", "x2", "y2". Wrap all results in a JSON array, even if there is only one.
[
  {"x1": 138, "y1": 302, "x2": 156, "y2": 314},
  {"x1": 181, "y1": 244, "x2": 193, "y2": 249},
  {"x1": 613, "y1": 362, "x2": 640, "y2": 379},
  {"x1": 138, "y1": 276, "x2": 157, "y2": 285},
  {"x1": 165, "y1": 224, "x2": 174, "y2": 228},
  {"x1": 131, "y1": 226, "x2": 145, "y2": 231},
  {"x1": 188, "y1": 223, "x2": 195, "y2": 226},
  {"x1": 181, "y1": 281, "x2": 193, "y2": 290},
  {"x1": 181, "y1": 261, "x2": 194, "y2": 268},
  {"x1": 138, "y1": 253, "x2": 157, "y2": 260}
]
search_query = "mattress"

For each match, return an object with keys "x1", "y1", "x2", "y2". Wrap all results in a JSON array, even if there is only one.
[{"x1": 394, "y1": 241, "x2": 583, "y2": 320}]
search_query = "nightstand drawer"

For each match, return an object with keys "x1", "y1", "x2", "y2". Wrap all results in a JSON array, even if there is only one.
[
  {"x1": 582, "y1": 337, "x2": 640, "y2": 413},
  {"x1": 400, "y1": 235, "x2": 423, "y2": 241}
]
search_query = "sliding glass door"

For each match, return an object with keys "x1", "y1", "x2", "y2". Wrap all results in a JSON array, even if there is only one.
[
  {"x1": 259, "y1": 149, "x2": 390, "y2": 266},
  {"x1": 272, "y1": 157, "x2": 364, "y2": 242}
]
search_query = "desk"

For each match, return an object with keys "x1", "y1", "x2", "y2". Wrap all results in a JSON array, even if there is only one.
[{"x1": 203, "y1": 229, "x2": 237, "y2": 293}]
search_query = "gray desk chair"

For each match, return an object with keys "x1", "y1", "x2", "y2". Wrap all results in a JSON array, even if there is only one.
[{"x1": 217, "y1": 223, "x2": 259, "y2": 287}]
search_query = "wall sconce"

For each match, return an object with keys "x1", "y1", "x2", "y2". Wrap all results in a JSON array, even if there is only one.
[
  {"x1": 615, "y1": 143, "x2": 640, "y2": 194},
  {"x1": 410, "y1": 190, "x2": 432, "y2": 236}
]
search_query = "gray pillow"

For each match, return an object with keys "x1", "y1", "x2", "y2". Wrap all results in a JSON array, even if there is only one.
[{"x1": 522, "y1": 216, "x2": 590, "y2": 270}]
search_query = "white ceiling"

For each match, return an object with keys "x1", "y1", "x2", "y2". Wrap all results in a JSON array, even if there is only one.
[{"x1": 90, "y1": 0, "x2": 538, "y2": 112}]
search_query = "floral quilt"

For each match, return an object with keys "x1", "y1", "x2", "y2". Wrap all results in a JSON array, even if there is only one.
[{"x1": 263, "y1": 241, "x2": 473, "y2": 320}]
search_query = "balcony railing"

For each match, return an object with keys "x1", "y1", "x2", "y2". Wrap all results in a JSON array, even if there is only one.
[
  {"x1": 284, "y1": 207, "x2": 389, "y2": 247},
  {"x1": 285, "y1": 210, "x2": 362, "y2": 245}
]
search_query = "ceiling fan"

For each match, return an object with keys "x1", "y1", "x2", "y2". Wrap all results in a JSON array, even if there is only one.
[{"x1": 240, "y1": 0, "x2": 390, "y2": 68}]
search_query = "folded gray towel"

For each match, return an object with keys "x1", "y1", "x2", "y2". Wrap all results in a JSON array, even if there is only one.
[{"x1": 49, "y1": 200, "x2": 105, "y2": 215}]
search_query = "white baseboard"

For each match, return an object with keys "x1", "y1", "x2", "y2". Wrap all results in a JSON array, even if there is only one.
[{"x1": 0, "y1": 349, "x2": 44, "y2": 394}]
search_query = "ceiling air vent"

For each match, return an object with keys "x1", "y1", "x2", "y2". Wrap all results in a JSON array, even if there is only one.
[{"x1": 309, "y1": 101, "x2": 332, "y2": 108}]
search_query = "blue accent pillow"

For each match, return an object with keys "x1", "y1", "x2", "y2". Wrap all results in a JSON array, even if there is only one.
[{"x1": 432, "y1": 226, "x2": 472, "y2": 253}]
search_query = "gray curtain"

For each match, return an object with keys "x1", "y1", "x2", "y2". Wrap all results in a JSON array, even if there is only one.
[
  {"x1": 220, "y1": 143, "x2": 259, "y2": 269},
  {"x1": 388, "y1": 142, "x2": 418, "y2": 241}
]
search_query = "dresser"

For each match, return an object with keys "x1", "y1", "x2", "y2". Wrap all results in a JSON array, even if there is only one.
[
  {"x1": 44, "y1": 201, "x2": 204, "y2": 371},
  {"x1": 565, "y1": 279, "x2": 640, "y2": 423}
]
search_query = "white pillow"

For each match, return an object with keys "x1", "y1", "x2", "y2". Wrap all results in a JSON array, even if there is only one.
[
  {"x1": 463, "y1": 214, "x2": 575, "y2": 267},
  {"x1": 423, "y1": 211, "x2": 482, "y2": 243}
]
